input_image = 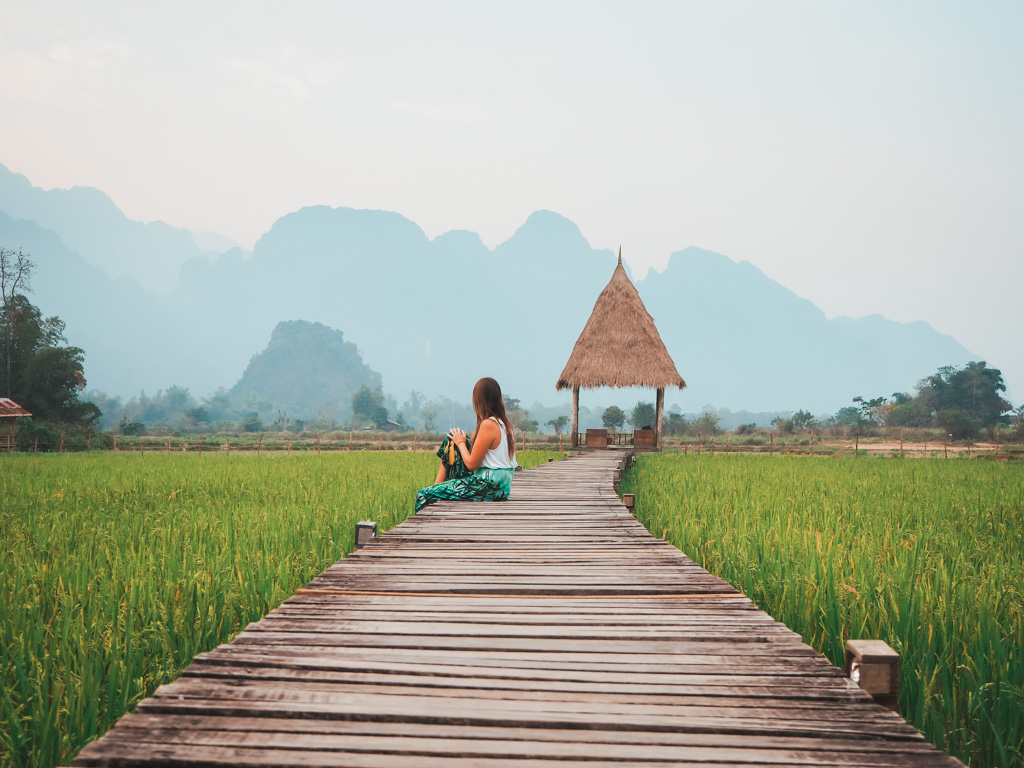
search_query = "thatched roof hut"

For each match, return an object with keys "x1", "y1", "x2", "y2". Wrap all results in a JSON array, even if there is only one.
[{"x1": 557, "y1": 252, "x2": 685, "y2": 449}]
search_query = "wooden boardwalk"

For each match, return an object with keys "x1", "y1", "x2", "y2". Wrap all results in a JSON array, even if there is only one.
[{"x1": 75, "y1": 451, "x2": 962, "y2": 767}]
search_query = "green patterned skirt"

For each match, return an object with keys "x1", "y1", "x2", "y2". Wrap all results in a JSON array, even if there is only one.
[{"x1": 415, "y1": 436, "x2": 513, "y2": 511}]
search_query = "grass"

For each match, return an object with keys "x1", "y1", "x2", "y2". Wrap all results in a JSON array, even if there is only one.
[
  {"x1": 0, "y1": 449, "x2": 556, "y2": 768},
  {"x1": 621, "y1": 453, "x2": 1024, "y2": 768}
]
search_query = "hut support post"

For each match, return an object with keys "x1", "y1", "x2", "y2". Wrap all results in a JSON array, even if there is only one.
[
  {"x1": 655, "y1": 388, "x2": 665, "y2": 450},
  {"x1": 570, "y1": 386, "x2": 580, "y2": 449}
]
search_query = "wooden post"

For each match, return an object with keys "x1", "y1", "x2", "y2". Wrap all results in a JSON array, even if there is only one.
[
  {"x1": 655, "y1": 387, "x2": 665, "y2": 451},
  {"x1": 199, "y1": 435, "x2": 203, "y2": 456},
  {"x1": 34, "y1": 435, "x2": 38, "y2": 453},
  {"x1": 900, "y1": 430, "x2": 904, "y2": 458},
  {"x1": 770, "y1": 434, "x2": 774, "y2": 455},
  {"x1": 378, "y1": 436, "x2": 382, "y2": 451},
  {"x1": 167, "y1": 436, "x2": 172, "y2": 452},
  {"x1": 570, "y1": 386, "x2": 580, "y2": 449},
  {"x1": 225, "y1": 436, "x2": 230, "y2": 454},
  {"x1": 355, "y1": 521, "x2": 378, "y2": 548},
  {"x1": 348, "y1": 432, "x2": 353, "y2": 451},
  {"x1": 558, "y1": 432, "x2": 562, "y2": 452},
  {"x1": 87, "y1": 434, "x2": 92, "y2": 451},
  {"x1": 287, "y1": 440, "x2": 291, "y2": 455},
  {"x1": 113, "y1": 434, "x2": 118, "y2": 452},
  {"x1": 855, "y1": 434, "x2": 859, "y2": 456},
  {"x1": 258, "y1": 433, "x2": 263, "y2": 456},
  {"x1": 522, "y1": 431, "x2": 527, "y2": 452},
  {"x1": 317, "y1": 433, "x2": 321, "y2": 453},
  {"x1": 60, "y1": 433, "x2": 64, "y2": 453},
  {"x1": 845, "y1": 639, "x2": 900, "y2": 713}
]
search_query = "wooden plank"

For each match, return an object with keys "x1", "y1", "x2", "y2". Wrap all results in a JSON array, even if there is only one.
[{"x1": 73, "y1": 451, "x2": 963, "y2": 768}]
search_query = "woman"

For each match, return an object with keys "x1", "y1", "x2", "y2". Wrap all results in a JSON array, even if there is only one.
[{"x1": 415, "y1": 377, "x2": 517, "y2": 511}]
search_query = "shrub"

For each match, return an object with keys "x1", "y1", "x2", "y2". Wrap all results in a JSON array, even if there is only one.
[
  {"x1": 14, "y1": 418, "x2": 59, "y2": 452},
  {"x1": 938, "y1": 408, "x2": 982, "y2": 441}
]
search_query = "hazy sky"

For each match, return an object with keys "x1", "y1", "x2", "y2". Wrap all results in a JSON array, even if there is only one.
[{"x1": 2, "y1": 1, "x2": 1022, "y2": 398}]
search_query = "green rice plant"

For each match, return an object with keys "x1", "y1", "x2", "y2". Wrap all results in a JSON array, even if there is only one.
[
  {"x1": 0, "y1": 449, "x2": 554, "y2": 768},
  {"x1": 621, "y1": 454, "x2": 1024, "y2": 768}
]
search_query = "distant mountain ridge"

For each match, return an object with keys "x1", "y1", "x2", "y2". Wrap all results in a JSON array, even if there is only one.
[
  {"x1": 0, "y1": 163, "x2": 207, "y2": 293},
  {"x1": 0, "y1": 167, "x2": 981, "y2": 414}
]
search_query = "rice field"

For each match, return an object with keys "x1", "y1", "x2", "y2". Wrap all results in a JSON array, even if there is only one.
[
  {"x1": 621, "y1": 453, "x2": 1024, "y2": 768},
  {"x1": 0, "y1": 449, "x2": 558, "y2": 768}
]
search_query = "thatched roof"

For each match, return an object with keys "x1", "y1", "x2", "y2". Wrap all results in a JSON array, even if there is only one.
[{"x1": 557, "y1": 252, "x2": 686, "y2": 391}]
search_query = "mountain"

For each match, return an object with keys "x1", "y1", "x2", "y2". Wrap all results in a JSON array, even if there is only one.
[
  {"x1": 0, "y1": 169, "x2": 985, "y2": 414},
  {"x1": 638, "y1": 248, "x2": 974, "y2": 411},
  {"x1": 0, "y1": 163, "x2": 208, "y2": 293},
  {"x1": 229, "y1": 321, "x2": 382, "y2": 420}
]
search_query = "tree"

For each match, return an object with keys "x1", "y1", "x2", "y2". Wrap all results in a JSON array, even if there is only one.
[
  {"x1": 852, "y1": 396, "x2": 887, "y2": 426},
  {"x1": 240, "y1": 412, "x2": 263, "y2": 432},
  {"x1": 663, "y1": 412, "x2": 688, "y2": 436},
  {"x1": 917, "y1": 362, "x2": 1010, "y2": 426},
  {"x1": 503, "y1": 394, "x2": 538, "y2": 434},
  {"x1": 546, "y1": 415, "x2": 569, "y2": 435},
  {"x1": 0, "y1": 292, "x2": 99, "y2": 428},
  {"x1": 371, "y1": 405, "x2": 390, "y2": 429},
  {"x1": 1, "y1": 247, "x2": 34, "y2": 398},
  {"x1": 351, "y1": 385, "x2": 386, "y2": 425},
  {"x1": 421, "y1": 406, "x2": 438, "y2": 432},
  {"x1": 602, "y1": 406, "x2": 626, "y2": 430},
  {"x1": 691, "y1": 412, "x2": 721, "y2": 439},
  {"x1": 829, "y1": 406, "x2": 866, "y2": 436},
  {"x1": 790, "y1": 410, "x2": 819, "y2": 433},
  {"x1": 628, "y1": 401, "x2": 656, "y2": 430},
  {"x1": 184, "y1": 406, "x2": 210, "y2": 425}
]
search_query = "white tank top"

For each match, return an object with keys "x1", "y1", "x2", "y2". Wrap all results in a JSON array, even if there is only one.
[{"x1": 481, "y1": 416, "x2": 516, "y2": 469}]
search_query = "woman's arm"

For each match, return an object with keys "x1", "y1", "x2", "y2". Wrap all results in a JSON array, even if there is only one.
[{"x1": 451, "y1": 420, "x2": 500, "y2": 471}]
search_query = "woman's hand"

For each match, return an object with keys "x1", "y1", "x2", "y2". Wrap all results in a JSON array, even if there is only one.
[{"x1": 450, "y1": 427, "x2": 467, "y2": 446}]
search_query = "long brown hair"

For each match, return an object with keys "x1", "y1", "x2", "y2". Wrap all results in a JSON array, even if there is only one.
[{"x1": 471, "y1": 377, "x2": 515, "y2": 459}]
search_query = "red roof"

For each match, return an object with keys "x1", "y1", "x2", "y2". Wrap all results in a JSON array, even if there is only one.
[{"x1": 0, "y1": 398, "x2": 31, "y2": 417}]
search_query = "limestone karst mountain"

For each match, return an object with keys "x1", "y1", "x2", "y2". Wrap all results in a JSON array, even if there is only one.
[{"x1": 0, "y1": 169, "x2": 978, "y2": 414}]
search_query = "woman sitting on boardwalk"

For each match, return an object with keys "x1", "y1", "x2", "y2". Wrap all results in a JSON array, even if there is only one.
[{"x1": 415, "y1": 377, "x2": 517, "y2": 511}]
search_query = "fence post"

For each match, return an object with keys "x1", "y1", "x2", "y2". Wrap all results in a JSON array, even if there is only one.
[
  {"x1": 770, "y1": 435, "x2": 773, "y2": 455},
  {"x1": 317, "y1": 433, "x2": 321, "y2": 453},
  {"x1": 34, "y1": 435, "x2": 38, "y2": 453},
  {"x1": 258, "y1": 433, "x2": 263, "y2": 456},
  {"x1": 855, "y1": 435, "x2": 859, "y2": 457},
  {"x1": 113, "y1": 434, "x2": 118, "y2": 452},
  {"x1": 199, "y1": 435, "x2": 203, "y2": 456},
  {"x1": 60, "y1": 433, "x2": 64, "y2": 453},
  {"x1": 900, "y1": 430, "x2": 904, "y2": 458}
]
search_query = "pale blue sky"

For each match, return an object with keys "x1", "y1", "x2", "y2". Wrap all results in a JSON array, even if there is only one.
[{"x1": 2, "y1": 1, "x2": 1022, "y2": 397}]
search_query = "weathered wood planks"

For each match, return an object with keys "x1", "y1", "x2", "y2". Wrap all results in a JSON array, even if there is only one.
[{"x1": 74, "y1": 451, "x2": 963, "y2": 767}]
